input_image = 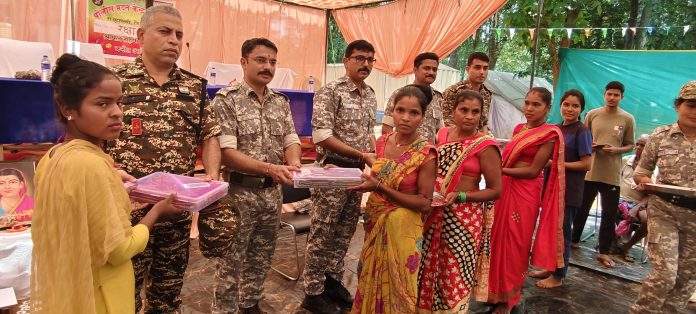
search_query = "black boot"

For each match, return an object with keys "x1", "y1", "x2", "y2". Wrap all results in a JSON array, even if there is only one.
[
  {"x1": 239, "y1": 302, "x2": 265, "y2": 314},
  {"x1": 324, "y1": 275, "x2": 353, "y2": 310},
  {"x1": 301, "y1": 292, "x2": 341, "y2": 314}
]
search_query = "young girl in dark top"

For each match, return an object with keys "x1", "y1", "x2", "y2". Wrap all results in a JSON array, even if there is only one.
[{"x1": 531, "y1": 89, "x2": 593, "y2": 288}]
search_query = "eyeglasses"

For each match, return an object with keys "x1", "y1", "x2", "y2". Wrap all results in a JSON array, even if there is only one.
[
  {"x1": 248, "y1": 57, "x2": 277, "y2": 66},
  {"x1": 349, "y1": 56, "x2": 376, "y2": 64}
]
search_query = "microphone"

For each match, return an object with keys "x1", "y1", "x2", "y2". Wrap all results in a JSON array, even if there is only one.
[{"x1": 185, "y1": 42, "x2": 192, "y2": 72}]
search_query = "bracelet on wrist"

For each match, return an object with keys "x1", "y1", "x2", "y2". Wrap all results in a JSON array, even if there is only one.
[{"x1": 457, "y1": 192, "x2": 467, "y2": 203}]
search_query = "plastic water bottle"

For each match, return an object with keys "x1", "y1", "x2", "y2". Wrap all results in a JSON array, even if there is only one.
[
  {"x1": 307, "y1": 75, "x2": 315, "y2": 92},
  {"x1": 40, "y1": 55, "x2": 50, "y2": 82},
  {"x1": 210, "y1": 66, "x2": 217, "y2": 85}
]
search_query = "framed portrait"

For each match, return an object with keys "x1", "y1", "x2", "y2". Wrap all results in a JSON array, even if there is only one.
[{"x1": 0, "y1": 161, "x2": 35, "y2": 232}]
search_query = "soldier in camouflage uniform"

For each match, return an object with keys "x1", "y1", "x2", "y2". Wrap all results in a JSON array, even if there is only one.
[
  {"x1": 382, "y1": 52, "x2": 444, "y2": 143},
  {"x1": 301, "y1": 40, "x2": 378, "y2": 313},
  {"x1": 630, "y1": 81, "x2": 696, "y2": 314},
  {"x1": 106, "y1": 6, "x2": 222, "y2": 313},
  {"x1": 441, "y1": 52, "x2": 492, "y2": 130},
  {"x1": 210, "y1": 38, "x2": 301, "y2": 314}
]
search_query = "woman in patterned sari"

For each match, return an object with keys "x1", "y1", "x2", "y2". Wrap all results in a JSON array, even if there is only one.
[
  {"x1": 417, "y1": 90, "x2": 502, "y2": 313},
  {"x1": 487, "y1": 87, "x2": 565, "y2": 313},
  {"x1": 350, "y1": 85, "x2": 437, "y2": 314}
]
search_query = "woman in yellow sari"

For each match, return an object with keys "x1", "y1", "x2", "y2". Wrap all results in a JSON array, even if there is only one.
[
  {"x1": 350, "y1": 85, "x2": 437, "y2": 314},
  {"x1": 30, "y1": 54, "x2": 181, "y2": 313}
]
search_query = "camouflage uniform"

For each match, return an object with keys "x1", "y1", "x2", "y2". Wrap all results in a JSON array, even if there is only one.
[
  {"x1": 303, "y1": 75, "x2": 377, "y2": 295},
  {"x1": 108, "y1": 57, "x2": 221, "y2": 313},
  {"x1": 441, "y1": 80, "x2": 492, "y2": 129},
  {"x1": 382, "y1": 87, "x2": 444, "y2": 143},
  {"x1": 630, "y1": 120, "x2": 696, "y2": 313},
  {"x1": 210, "y1": 82, "x2": 300, "y2": 312}
]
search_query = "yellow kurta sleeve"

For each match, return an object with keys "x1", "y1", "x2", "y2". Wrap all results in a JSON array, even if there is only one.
[{"x1": 106, "y1": 224, "x2": 149, "y2": 266}]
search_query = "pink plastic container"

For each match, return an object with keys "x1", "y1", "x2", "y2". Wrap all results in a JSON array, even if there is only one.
[
  {"x1": 292, "y1": 167, "x2": 363, "y2": 188},
  {"x1": 127, "y1": 172, "x2": 229, "y2": 212}
]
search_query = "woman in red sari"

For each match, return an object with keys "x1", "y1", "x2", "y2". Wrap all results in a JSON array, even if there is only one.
[
  {"x1": 417, "y1": 90, "x2": 502, "y2": 313},
  {"x1": 487, "y1": 87, "x2": 565, "y2": 313}
]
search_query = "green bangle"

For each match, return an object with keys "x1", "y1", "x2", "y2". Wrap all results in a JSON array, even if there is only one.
[{"x1": 457, "y1": 192, "x2": 467, "y2": 203}]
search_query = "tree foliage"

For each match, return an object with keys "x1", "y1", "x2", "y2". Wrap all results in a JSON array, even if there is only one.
[{"x1": 446, "y1": 0, "x2": 696, "y2": 82}]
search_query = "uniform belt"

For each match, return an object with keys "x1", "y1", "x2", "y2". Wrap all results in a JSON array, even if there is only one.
[
  {"x1": 322, "y1": 155, "x2": 365, "y2": 169},
  {"x1": 654, "y1": 192, "x2": 696, "y2": 210},
  {"x1": 228, "y1": 171, "x2": 276, "y2": 189}
]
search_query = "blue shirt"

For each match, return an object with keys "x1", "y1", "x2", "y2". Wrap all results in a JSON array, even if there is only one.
[{"x1": 558, "y1": 120, "x2": 593, "y2": 207}]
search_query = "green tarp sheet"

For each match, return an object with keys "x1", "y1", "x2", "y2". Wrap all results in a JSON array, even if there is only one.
[{"x1": 550, "y1": 48, "x2": 696, "y2": 137}]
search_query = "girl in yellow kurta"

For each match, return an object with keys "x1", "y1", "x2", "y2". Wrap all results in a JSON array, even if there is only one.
[{"x1": 30, "y1": 54, "x2": 180, "y2": 313}]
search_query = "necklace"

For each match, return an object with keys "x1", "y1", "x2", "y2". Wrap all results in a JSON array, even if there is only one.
[{"x1": 394, "y1": 133, "x2": 417, "y2": 147}]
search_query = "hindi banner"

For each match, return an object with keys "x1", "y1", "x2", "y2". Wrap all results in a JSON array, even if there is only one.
[{"x1": 87, "y1": 0, "x2": 146, "y2": 59}]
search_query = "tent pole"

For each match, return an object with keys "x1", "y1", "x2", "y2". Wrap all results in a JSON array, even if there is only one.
[
  {"x1": 324, "y1": 9, "x2": 330, "y2": 86},
  {"x1": 529, "y1": 0, "x2": 544, "y2": 89},
  {"x1": 69, "y1": 0, "x2": 76, "y2": 42}
]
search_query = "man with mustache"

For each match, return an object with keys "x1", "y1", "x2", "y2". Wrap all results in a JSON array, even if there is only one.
[
  {"x1": 381, "y1": 52, "x2": 444, "y2": 143},
  {"x1": 106, "y1": 5, "x2": 221, "y2": 313},
  {"x1": 572, "y1": 80, "x2": 635, "y2": 269},
  {"x1": 301, "y1": 40, "x2": 378, "y2": 313},
  {"x1": 441, "y1": 52, "x2": 492, "y2": 130},
  {"x1": 210, "y1": 37, "x2": 301, "y2": 314}
]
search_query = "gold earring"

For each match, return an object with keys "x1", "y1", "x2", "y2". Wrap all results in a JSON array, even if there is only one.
[{"x1": 67, "y1": 116, "x2": 73, "y2": 121}]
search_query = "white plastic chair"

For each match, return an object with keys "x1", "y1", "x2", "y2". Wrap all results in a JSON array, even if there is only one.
[
  {"x1": 0, "y1": 38, "x2": 54, "y2": 78},
  {"x1": 66, "y1": 40, "x2": 106, "y2": 66},
  {"x1": 204, "y1": 62, "x2": 243, "y2": 86},
  {"x1": 204, "y1": 61, "x2": 296, "y2": 88}
]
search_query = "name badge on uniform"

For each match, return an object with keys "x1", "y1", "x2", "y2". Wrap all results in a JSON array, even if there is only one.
[
  {"x1": 131, "y1": 118, "x2": 143, "y2": 136},
  {"x1": 177, "y1": 86, "x2": 195, "y2": 101}
]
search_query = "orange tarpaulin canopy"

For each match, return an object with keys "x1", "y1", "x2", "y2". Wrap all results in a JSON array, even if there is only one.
[
  {"x1": 278, "y1": 0, "x2": 387, "y2": 9},
  {"x1": 1, "y1": 0, "x2": 507, "y2": 80},
  {"x1": 333, "y1": 0, "x2": 508, "y2": 76}
]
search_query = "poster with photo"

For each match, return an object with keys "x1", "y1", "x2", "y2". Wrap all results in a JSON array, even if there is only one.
[
  {"x1": 0, "y1": 161, "x2": 35, "y2": 232},
  {"x1": 87, "y1": 0, "x2": 146, "y2": 59}
]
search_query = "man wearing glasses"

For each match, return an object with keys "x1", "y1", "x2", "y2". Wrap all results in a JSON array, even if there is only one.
[
  {"x1": 210, "y1": 37, "x2": 302, "y2": 313},
  {"x1": 302, "y1": 40, "x2": 378, "y2": 313}
]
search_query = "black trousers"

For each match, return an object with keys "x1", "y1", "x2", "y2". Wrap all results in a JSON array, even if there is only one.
[{"x1": 571, "y1": 180, "x2": 620, "y2": 254}]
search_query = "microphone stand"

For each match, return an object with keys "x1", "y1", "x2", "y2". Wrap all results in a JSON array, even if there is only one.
[{"x1": 186, "y1": 42, "x2": 192, "y2": 72}]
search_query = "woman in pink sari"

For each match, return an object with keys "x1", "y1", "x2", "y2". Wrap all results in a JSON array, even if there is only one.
[
  {"x1": 487, "y1": 87, "x2": 565, "y2": 313},
  {"x1": 0, "y1": 168, "x2": 34, "y2": 226},
  {"x1": 417, "y1": 90, "x2": 502, "y2": 313}
]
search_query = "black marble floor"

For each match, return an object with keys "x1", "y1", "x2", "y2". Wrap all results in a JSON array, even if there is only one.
[{"x1": 176, "y1": 221, "x2": 696, "y2": 314}]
